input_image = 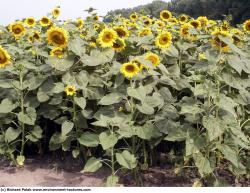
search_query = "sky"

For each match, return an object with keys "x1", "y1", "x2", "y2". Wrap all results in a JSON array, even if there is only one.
[{"x1": 0, "y1": 0, "x2": 170, "y2": 25}]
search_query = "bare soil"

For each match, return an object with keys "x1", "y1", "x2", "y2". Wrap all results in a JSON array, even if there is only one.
[{"x1": 0, "y1": 155, "x2": 249, "y2": 187}]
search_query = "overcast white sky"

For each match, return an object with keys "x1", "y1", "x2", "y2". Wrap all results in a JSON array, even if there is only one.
[{"x1": 0, "y1": 0, "x2": 170, "y2": 25}]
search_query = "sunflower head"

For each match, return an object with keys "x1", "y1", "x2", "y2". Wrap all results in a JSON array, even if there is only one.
[
  {"x1": 65, "y1": 85, "x2": 76, "y2": 96},
  {"x1": 112, "y1": 38, "x2": 126, "y2": 52},
  {"x1": 120, "y1": 62, "x2": 140, "y2": 79},
  {"x1": 93, "y1": 15, "x2": 99, "y2": 21},
  {"x1": 179, "y1": 15, "x2": 188, "y2": 23},
  {"x1": 25, "y1": 17, "x2": 36, "y2": 27},
  {"x1": 47, "y1": 27, "x2": 69, "y2": 48},
  {"x1": 160, "y1": 10, "x2": 172, "y2": 21},
  {"x1": 243, "y1": 19, "x2": 250, "y2": 33},
  {"x1": 145, "y1": 52, "x2": 160, "y2": 67},
  {"x1": 8, "y1": 21, "x2": 26, "y2": 39},
  {"x1": 33, "y1": 30, "x2": 41, "y2": 41},
  {"x1": 189, "y1": 20, "x2": 201, "y2": 29},
  {"x1": 130, "y1": 13, "x2": 138, "y2": 21},
  {"x1": 28, "y1": 36, "x2": 34, "y2": 43},
  {"x1": 155, "y1": 20, "x2": 165, "y2": 29},
  {"x1": 40, "y1": 16, "x2": 51, "y2": 27},
  {"x1": 138, "y1": 27, "x2": 152, "y2": 37},
  {"x1": 197, "y1": 16, "x2": 209, "y2": 28},
  {"x1": 180, "y1": 23, "x2": 193, "y2": 37},
  {"x1": 211, "y1": 29, "x2": 232, "y2": 52},
  {"x1": 52, "y1": 7, "x2": 60, "y2": 18},
  {"x1": 50, "y1": 47, "x2": 64, "y2": 58},
  {"x1": 0, "y1": 46, "x2": 11, "y2": 68},
  {"x1": 76, "y1": 18, "x2": 84, "y2": 29},
  {"x1": 114, "y1": 26, "x2": 129, "y2": 39},
  {"x1": 155, "y1": 31, "x2": 172, "y2": 49},
  {"x1": 141, "y1": 16, "x2": 152, "y2": 26},
  {"x1": 98, "y1": 28, "x2": 118, "y2": 48}
]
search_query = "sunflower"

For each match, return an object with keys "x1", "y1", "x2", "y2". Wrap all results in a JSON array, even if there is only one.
[
  {"x1": 130, "y1": 13, "x2": 138, "y2": 21},
  {"x1": 40, "y1": 16, "x2": 51, "y2": 27},
  {"x1": 145, "y1": 52, "x2": 160, "y2": 67},
  {"x1": 33, "y1": 30, "x2": 41, "y2": 41},
  {"x1": 155, "y1": 31, "x2": 172, "y2": 49},
  {"x1": 76, "y1": 18, "x2": 84, "y2": 29},
  {"x1": 155, "y1": 20, "x2": 165, "y2": 29},
  {"x1": 28, "y1": 36, "x2": 34, "y2": 43},
  {"x1": 220, "y1": 21, "x2": 230, "y2": 32},
  {"x1": 131, "y1": 59, "x2": 148, "y2": 71},
  {"x1": 160, "y1": 10, "x2": 172, "y2": 21},
  {"x1": 189, "y1": 20, "x2": 201, "y2": 29},
  {"x1": 50, "y1": 47, "x2": 64, "y2": 58},
  {"x1": 211, "y1": 29, "x2": 232, "y2": 52},
  {"x1": 197, "y1": 16, "x2": 209, "y2": 28},
  {"x1": 47, "y1": 27, "x2": 69, "y2": 48},
  {"x1": 8, "y1": 21, "x2": 26, "y2": 39},
  {"x1": 25, "y1": 17, "x2": 36, "y2": 27},
  {"x1": 65, "y1": 85, "x2": 76, "y2": 96},
  {"x1": 180, "y1": 23, "x2": 192, "y2": 38},
  {"x1": 89, "y1": 41, "x2": 97, "y2": 48},
  {"x1": 93, "y1": 15, "x2": 99, "y2": 21},
  {"x1": 94, "y1": 23, "x2": 100, "y2": 31},
  {"x1": 243, "y1": 19, "x2": 250, "y2": 33},
  {"x1": 52, "y1": 7, "x2": 60, "y2": 18},
  {"x1": 114, "y1": 26, "x2": 129, "y2": 39},
  {"x1": 138, "y1": 27, "x2": 152, "y2": 37},
  {"x1": 112, "y1": 38, "x2": 126, "y2": 52},
  {"x1": 231, "y1": 28, "x2": 243, "y2": 45},
  {"x1": 98, "y1": 28, "x2": 118, "y2": 48},
  {"x1": 120, "y1": 62, "x2": 140, "y2": 78},
  {"x1": 0, "y1": 46, "x2": 11, "y2": 68},
  {"x1": 179, "y1": 15, "x2": 188, "y2": 24},
  {"x1": 141, "y1": 16, "x2": 152, "y2": 26}
]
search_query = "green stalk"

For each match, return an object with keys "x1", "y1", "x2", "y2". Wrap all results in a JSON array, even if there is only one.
[{"x1": 19, "y1": 72, "x2": 25, "y2": 156}]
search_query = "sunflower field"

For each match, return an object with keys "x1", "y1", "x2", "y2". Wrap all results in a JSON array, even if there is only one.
[{"x1": 0, "y1": 7, "x2": 250, "y2": 186}]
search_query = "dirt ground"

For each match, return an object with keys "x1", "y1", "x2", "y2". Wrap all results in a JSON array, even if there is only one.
[
  {"x1": 0, "y1": 155, "x2": 249, "y2": 187},
  {"x1": 0, "y1": 156, "x2": 107, "y2": 187}
]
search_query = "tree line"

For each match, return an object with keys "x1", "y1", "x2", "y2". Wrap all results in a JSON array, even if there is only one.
[{"x1": 106, "y1": 0, "x2": 250, "y2": 25}]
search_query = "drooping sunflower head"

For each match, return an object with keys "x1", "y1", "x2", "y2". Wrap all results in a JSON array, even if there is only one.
[
  {"x1": 197, "y1": 16, "x2": 209, "y2": 28},
  {"x1": 76, "y1": 18, "x2": 84, "y2": 29},
  {"x1": 8, "y1": 21, "x2": 26, "y2": 39},
  {"x1": 114, "y1": 26, "x2": 129, "y2": 39},
  {"x1": 112, "y1": 38, "x2": 126, "y2": 52},
  {"x1": 47, "y1": 27, "x2": 69, "y2": 48},
  {"x1": 220, "y1": 21, "x2": 230, "y2": 32},
  {"x1": 211, "y1": 29, "x2": 232, "y2": 52},
  {"x1": 145, "y1": 52, "x2": 160, "y2": 67},
  {"x1": 65, "y1": 85, "x2": 76, "y2": 96},
  {"x1": 40, "y1": 16, "x2": 52, "y2": 27},
  {"x1": 52, "y1": 7, "x2": 61, "y2": 18},
  {"x1": 189, "y1": 20, "x2": 201, "y2": 29},
  {"x1": 155, "y1": 31, "x2": 172, "y2": 49},
  {"x1": 130, "y1": 13, "x2": 138, "y2": 21},
  {"x1": 25, "y1": 17, "x2": 36, "y2": 27},
  {"x1": 179, "y1": 15, "x2": 188, "y2": 23},
  {"x1": 243, "y1": 19, "x2": 250, "y2": 33},
  {"x1": 120, "y1": 62, "x2": 140, "y2": 79},
  {"x1": 98, "y1": 28, "x2": 118, "y2": 48},
  {"x1": 0, "y1": 46, "x2": 11, "y2": 68},
  {"x1": 138, "y1": 27, "x2": 152, "y2": 37},
  {"x1": 50, "y1": 47, "x2": 64, "y2": 59},
  {"x1": 160, "y1": 10, "x2": 172, "y2": 21}
]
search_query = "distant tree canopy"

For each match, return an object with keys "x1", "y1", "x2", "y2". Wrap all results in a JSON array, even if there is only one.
[{"x1": 106, "y1": 0, "x2": 250, "y2": 25}]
